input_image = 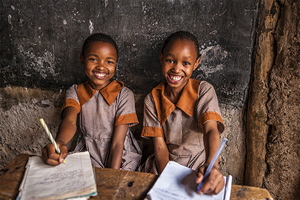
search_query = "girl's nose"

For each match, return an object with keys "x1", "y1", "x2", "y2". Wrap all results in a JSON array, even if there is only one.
[
  {"x1": 96, "y1": 62, "x2": 105, "y2": 69},
  {"x1": 173, "y1": 63, "x2": 181, "y2": 73}
]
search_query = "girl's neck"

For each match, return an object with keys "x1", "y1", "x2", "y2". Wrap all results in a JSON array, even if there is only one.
[
  {"x1": 88, "y1": 80, "x2": 111, "y2": 91},
  {"x1": 164, "y1": 84, "x2": 183, "y2": 104}
]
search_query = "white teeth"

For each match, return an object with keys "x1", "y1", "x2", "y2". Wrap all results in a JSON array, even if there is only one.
[
  {"x1": 169, "y1": 75, "x2": 182, "y2": 81},
  {"x1": 94, "y1": 72, "x2": 106, "y2": 78}
]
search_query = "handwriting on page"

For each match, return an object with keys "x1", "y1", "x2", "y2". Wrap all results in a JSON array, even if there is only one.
[
  {"x1": 36, "y1": 169, "x2": 87, "y2": 192},
  {"x1": 147, "y1": 161, "x2": 227, "y2": 200},
  {"x1": 39, "y1": 169, "x2": 83, "y2": 183},
  {"x1": 19, "y1": 152, "x2": 96, "y2": 200}
]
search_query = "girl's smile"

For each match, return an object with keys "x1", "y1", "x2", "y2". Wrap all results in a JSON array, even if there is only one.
[
  {"x1": 93, "y1": 71, "x2": 107, "y2": 80},
  {"x1": 167, "y1": 74, "x2": 183, "y2": 83}
]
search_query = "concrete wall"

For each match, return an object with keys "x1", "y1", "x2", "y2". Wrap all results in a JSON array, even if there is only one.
[{"x1": 2, "y1": 0, "x2": 298, "y2": 199}]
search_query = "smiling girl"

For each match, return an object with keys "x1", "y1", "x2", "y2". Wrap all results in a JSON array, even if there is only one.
[
  {"x1": 140, "y1": 31, "x2": 225, "y2": 195},
  {"x1": 42, "y1": 33, "x2": 142, "y2": 171}
]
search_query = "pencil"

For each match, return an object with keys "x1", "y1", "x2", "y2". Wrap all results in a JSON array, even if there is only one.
[
  {"x1": 196, "y1": 138, "x2": 228, "y2": 192},
  {"x1": 40, "y1": 118, "x2": 65, "y2": 163}
]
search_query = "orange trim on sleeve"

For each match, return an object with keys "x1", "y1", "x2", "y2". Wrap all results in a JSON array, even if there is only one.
[
  {"x1": 115, "y1": 113, "x2": 139, "y2": 127},
  {"x1": 199, "y1": 111, "x2": 225, "y2": 132},
  {"x1": 141, "y1": 126, "x2": 164, "y2": 138},
  {"x1": 61, "y1": 98, "x2": 81, "y2": 114}
]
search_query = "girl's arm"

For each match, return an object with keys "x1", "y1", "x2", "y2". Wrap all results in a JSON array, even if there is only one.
[
  {"x1": 203, "y1": 120, "x2": 220, "y2": 166},
  {"x1": 196, "y1": 120, "x2": 225, "y2": 195},
  {"x1": 108, "y1": 124, "x2": 128, "y2": 169},
  {"x1": 42, "y1": 106, "x2": 78, "y2": 165},
  {"x1": 153, "y1": 137, "x2": 169, "y2": 174}
]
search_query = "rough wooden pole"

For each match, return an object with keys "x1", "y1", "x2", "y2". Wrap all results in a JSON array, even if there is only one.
[{"x1": 245, "y1": 0, "x2": 279, "y2": 187}]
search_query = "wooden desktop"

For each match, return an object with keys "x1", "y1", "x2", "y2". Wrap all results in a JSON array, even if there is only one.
[{"x1": 0, "y1": 154, "x2": 273, "y2": 200}]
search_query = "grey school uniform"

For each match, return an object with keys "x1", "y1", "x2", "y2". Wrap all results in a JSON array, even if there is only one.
[
  {"x1": 140, "y1": 79, "x2": 225, "y2": 174},
  {"x1": 62, "y1": 80, "x2": 142, "y2": 171}
]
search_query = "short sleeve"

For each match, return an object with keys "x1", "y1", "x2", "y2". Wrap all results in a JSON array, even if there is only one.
[
  {"x1": 61, "y1": 85, "x2": 81, "y2": 115},
  {"x1": 197, "y1": 81, "x2": 225, "y2": 133},
  {"x1": 141, "y1": 93, "x2": 164, "y2": 138},
  {"x1": 114, "y1": 87, "x2": 139, "y2": 127}
]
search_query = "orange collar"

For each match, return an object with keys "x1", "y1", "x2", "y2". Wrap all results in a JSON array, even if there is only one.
[
  {"x1": 78, "y1": 80, "x2": 124, "y2": 106},
  {"x1": 152, "y1": 79, "x2": 200, "y2": 126}
]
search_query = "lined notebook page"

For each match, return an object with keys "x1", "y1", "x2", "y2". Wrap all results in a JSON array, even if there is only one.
[
  {"x1": 18, "y1": 151, "x2": 97, "y2": 200},
  {"x1": 147, "y1": 161, "x2": 232, "y2": 200}
]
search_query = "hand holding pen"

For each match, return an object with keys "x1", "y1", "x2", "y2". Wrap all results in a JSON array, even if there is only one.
[
  {"x1": 40, "y1": 118, "x2": 67, "y2": 165},
  {"x1": 196, "y1": 138, "x2": 228, "y2": 195}
]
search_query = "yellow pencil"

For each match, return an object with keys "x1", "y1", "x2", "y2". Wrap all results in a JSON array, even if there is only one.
[{"x1": 40, "y1": 118, "x2": 65, "y2": 163}]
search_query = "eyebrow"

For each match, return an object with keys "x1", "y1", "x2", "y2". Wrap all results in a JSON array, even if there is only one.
[
  {"x1": 87, "y1": 54, "x2": 117, "y2": 61},
  {"x1": 165, "y1": 54, "x2": 192, "y2": 60},
  {"x1": 165, "y1": 53, "x2": 174, "y2": 57},
  {"x1": 106, "y1": 57, "x2": 117, "y2": 61}
]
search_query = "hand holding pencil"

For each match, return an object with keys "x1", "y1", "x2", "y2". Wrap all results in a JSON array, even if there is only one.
[
  {"x1": 196, "y1": 138, "x2": 228, "y2": 195},
  {"x1": 40, "y1": 118, "x2": 67, "y2": 165}
]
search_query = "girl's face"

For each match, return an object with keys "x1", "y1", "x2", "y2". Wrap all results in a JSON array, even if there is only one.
[
  {"x1": 160, "y1": 39, "x2": 201, "y2": 91},
  {"x1": 80, "y1": 41, "x2": 117, "y2": 90}
]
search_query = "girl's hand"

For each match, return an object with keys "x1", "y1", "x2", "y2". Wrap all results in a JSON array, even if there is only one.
[
  {"x1": 196, "y1": 164, "x2": 225, "y2": 195},
  {"x1": 41, "y1": 141, "x2": 68, "y2": 165}
]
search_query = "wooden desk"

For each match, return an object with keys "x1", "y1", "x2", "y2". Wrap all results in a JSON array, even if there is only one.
[{"x1": 0, "y1": 154, "x2": 273, "y2": 200}]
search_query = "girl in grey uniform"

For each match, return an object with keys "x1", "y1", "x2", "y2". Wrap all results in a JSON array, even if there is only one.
[
  {"x1": 42, "y1": 33, "x2": 141, "y2": 171},
  {"x1": 140, "y1": 31, "x2": 225, "y2": 194}
]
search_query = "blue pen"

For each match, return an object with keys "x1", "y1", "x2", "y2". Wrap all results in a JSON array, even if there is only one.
[{"x1": 196, "y1": 138, "x2": 228, "y2": 192}]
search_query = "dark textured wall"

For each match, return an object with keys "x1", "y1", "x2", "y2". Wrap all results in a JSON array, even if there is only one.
[{"x1": 1, "y1": 0, "x2": 257, "y2": 106}]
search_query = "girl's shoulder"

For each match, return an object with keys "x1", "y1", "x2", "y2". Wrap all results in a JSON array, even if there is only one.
[
  {"x1": 199, "y1": 80, "x2": 214, "y2": 89},
  {"x1": 119, "y1": 85, "x2": 134, "y2": 97},
  {"x1": 116, "y1": 85, "x2": 136, "y2": 105},
  {"x1": 65, "y1": 84, "x2": 79, "y2": 97},
  {"x1": 189, "y1": 78, "x2": 214, "y2": 89},
  {"x1": 199, "y1": 81, "x2": 214, "y2": 91},
  {"x1": 144, "y1": 91, "x2": 154, "y2": 103}
]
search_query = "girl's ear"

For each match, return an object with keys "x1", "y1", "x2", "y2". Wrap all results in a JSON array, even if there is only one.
[
  {"x1": 159, "y1": 52, "x2": 163, "y2": 64},
  {"x1": 80, "y1": 54, "x2": 84, "y2": 66},
  {"x1": 193, "y1": 57, "x2": 201, "y2": 71}
]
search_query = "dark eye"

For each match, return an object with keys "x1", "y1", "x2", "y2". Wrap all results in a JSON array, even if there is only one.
[
  {"x1": 107, "y1": 60, "x2": 115, "y2": 65},
  {"x1": 183, "y1": 61, "x2": 190, "y2": 66},
  {"x1": 166, "y1": 59, "x2": 174, "y2": 63},
  {"x1": 89, "y1": 58, "x2": 97, "y2": 62}
]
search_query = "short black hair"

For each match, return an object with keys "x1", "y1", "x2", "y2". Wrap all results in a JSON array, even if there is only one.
[
  {"x1": 161, "y1": 31, "x2": 200, "y2": 59},
  {"x1": 81, "y1": 33, "x2": 118, "y2": 58}
]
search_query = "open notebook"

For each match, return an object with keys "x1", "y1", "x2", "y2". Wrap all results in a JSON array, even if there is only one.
[
  {"x1": 17, "y1": 151, "x2": 97, "y2": 200},
  {"x1": 147, "y1": 161, "x2": 232, "y2": 200}
]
